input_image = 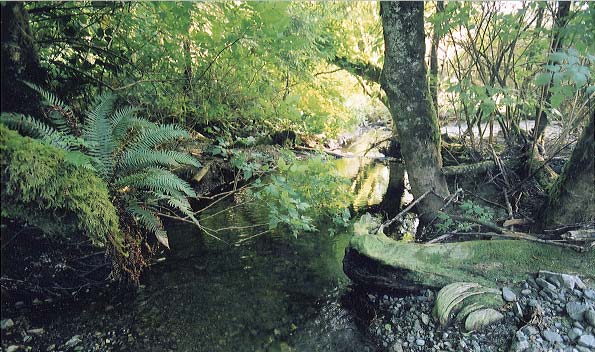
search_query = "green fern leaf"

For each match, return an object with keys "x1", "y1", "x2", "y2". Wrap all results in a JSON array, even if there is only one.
[
  {"x1": 117, "y1": 149, "x2": 201, "y2": 171},
  {"x1": 127, "y1": 124, "x2": 191, "y2": 152},
  {"x1": 83, "y1": 94, "x2": 116, "y2": 178},
  {"x1": 110, "y1": 106, "x2": 139, "y2": 142},
  {"x1": 23, "y1": 81, "x2": 76, "y2": 135},
  {"x1": 116, "y1": 168, "x2": 197, "y2": 198},
  {"x1": 0, "y1": 113, "x2": 83, "y2": 151},
  {"x1": 126, "y1": 200, "x2": 169, "y2": 248}
]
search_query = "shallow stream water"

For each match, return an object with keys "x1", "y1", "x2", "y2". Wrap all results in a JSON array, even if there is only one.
[
  {"x1": 10, "y1": 127, "x2": 403, "y2": 352},
  {"x1": 134, "y1": 129, "x2": 401, "y2": 351}
]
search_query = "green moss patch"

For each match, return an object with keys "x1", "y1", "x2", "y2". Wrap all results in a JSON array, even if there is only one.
[
  {"x1": 349, "y1": 234, "x2": 594, "y2": 287},
  {"x1": 1, "y1": 125, "x2": 123, "y2": 251}
]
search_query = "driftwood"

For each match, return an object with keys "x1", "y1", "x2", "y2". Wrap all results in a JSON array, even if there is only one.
[
  {"x1": 562, "y1": 229, "x2": 595, "y2": 242},
  {"x1": 294, "y1": 145, "x2": 352, "y2": 158},
  {"x1": 374, "y1": 190, "x2": 430, "y2": 234},
  {"x1": 343, "y1": 235, "x2": 595, "y2": 292},
  {"x1": 446, "y1": 214, "x2": 591, "y2": 252}
]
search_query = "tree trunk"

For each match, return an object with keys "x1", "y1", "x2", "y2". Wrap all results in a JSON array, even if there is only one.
[
  {"x1": 544, "y1": 116, "x2": 595, "y2": 227},
  {"x1": 1, "y1": 2, "x2": 47, "y2": 115},
  {"x1": 380, "y1": 2, "x2": 450, "y2": 225},
  {"x1": 429, "y1": 1, "x2": 444, "y2": 115},
  {"x1": 534, "y1": 1, "x2": 571, "y2": 142}
]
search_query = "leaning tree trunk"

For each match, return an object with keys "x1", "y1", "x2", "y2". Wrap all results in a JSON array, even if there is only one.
[
  {"x1": 543, "y1": 116, "x2": 595, "y2": 228},
  {"x1": 534, "y1": 1, "x2": 571, "y2": 142},
  {"x1": 1, "y1": 2, "x2": 47, "y2": 115},
  {"x1": 380, "y1": 1, "x2": 450, "y2": 225}
]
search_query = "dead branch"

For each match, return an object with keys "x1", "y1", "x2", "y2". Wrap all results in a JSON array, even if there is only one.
[
  {"x1": 374, "y1": 190, "x2": 431, "y2": 234},
  {"x1": 444, "y1": 231, "x2": 588, "y2": 252}
]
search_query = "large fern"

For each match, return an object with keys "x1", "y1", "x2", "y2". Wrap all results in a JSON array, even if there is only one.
[{"x1": 1, "y1": 86, "x2": 201, "y2": 250}]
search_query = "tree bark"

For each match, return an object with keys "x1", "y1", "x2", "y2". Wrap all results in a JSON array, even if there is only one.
[
  {"x1": 534, "y1": 1, "x2": 571, "y2": 142},
  {"x1": 380, "y1": 2, "x2": 450, "y2": 225},
  {"x1": 429, "y1": 1, "x2": 444, "y2": 115},
  {"x1": 1, "y1": 2, "x2": 47, "y2": 115},
  {"x1": 544, "y1": 116, "x2": 595, "y2": 227}
]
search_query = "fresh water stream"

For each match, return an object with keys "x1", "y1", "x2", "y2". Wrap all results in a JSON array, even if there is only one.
[
  {"x1": 134, "y1": 128, "x2": 401, "y2": 351},
  {"x1": 14, "y1": 126, "x2": 406, "y2": 352}
]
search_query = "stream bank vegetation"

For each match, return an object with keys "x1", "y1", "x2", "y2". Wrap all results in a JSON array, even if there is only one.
[{"x1": 1, "y1": 1, "x2": 594, "y2": 351}]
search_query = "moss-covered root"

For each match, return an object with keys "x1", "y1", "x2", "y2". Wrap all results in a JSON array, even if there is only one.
[{"x1": 348, "y1": 234, "x2": 595, "y2": 289}]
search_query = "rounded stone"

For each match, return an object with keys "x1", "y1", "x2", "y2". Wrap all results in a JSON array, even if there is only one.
[
  {"x1": 577, "y1": 334, "x2": 595, "y2": 349},
  {"x1": 569, "y1": 327, "x2": 583, "y2": 341},
  {"x1": 541, "y1": 329, "x2": 563, "y2": 344},
  {"x1": 584, "y1": 309, "x2": 595, "y2": 328},
  {"x1": 502, "y1": 287, "x2": 517, "y2": 302}
]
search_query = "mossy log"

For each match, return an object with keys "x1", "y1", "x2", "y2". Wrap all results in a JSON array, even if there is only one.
[
  {"x1": 343, "y1": 234, "x2": 594, "y2": 292},
  {"x1": 441, "y1": 159, "x2": 517, "y2": 176}
]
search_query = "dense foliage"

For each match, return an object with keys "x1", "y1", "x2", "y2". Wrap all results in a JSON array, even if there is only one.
[{"x1": 26, "y1": 2, "x2": 367, "y2": 140}]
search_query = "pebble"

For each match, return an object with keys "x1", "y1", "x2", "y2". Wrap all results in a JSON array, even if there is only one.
[
  {"x1": 27, "y1": 328, "x2": 44, "y2": 335},
  {"x1": 1, "y1": 318, "x2": 15, "y2": 330},
  {"x1": 542, "y1": 329, "x2": 563, "y2": 344},
  {"x1": 6, "y1": 346, "x2": 19, "y2": 352},
  {"x1": 568, "y1": 327, "x2": 583, "y2": 341},
  {"x1": 584, "y1": 309, "x2": 595, "y2": 328},
  {"x1": 521, "y1": 289, "x2": 532, "y2": 296},
  {"x1": 502, "y1": 287, "x2": 517, "y2": 302},
  {"x1": 536, "y1": 277, "x2": 557, "y2": 291},
  {"x1": 415, "y1": 338, "x2": 425, "y2": 346},
  {"x1": 567, "y1": 302, "x2": 587, "y2": 321},
  {"x1": 522, "y1": 325, "x2": 539, "y2": 336},
  {"x1": 65, "y1": 335, "x2": 82, "y2": 348},
  {"x1": 577, "y1": 334, "x2": 595, "y2": 349},
  {"x1": 421, "y1": 313, "x2": 430, "y2": 325}
]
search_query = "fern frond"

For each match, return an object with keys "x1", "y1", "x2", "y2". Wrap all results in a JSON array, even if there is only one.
[
  {"x1": 127, "y1": 124, "x2": 191, "y2": 151},
  {"x1": 126, "y1": 200, "x2": 169, "y2": 248},
  {"x1": 110, "y1": 106, "x2": 139, "y2": 142},
  {"x1": 83, "y1": 94, "x2": 116, "y2": 178},
  {"x1": 116, "y1": 168, "x2": 197, "y2": 197},
  {"x1": 117, "y1": 149, "x2": 201, "y2": 171},
  {"x1": 23, "y1": 81, "x2": 76, "y2": 135},
  {"x1": 0, "y1": 113, "x2": 83, "y2": 151},
  {"x1": 153, "y1": 192, "x2": 193, "y2": 216}
]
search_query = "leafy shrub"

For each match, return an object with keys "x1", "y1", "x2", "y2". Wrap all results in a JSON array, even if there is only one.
[
  {"x1": 436, "y1": 200, "x2": 493, "y2": 234},
  {"x1": 251, "y1": 151, "x2": 353, "y2": 237}
]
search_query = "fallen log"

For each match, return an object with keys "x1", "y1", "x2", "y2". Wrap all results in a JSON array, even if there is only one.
[
  {"x1": 441, "y1": 159, "x2": 516, "y2": 176},
  {"x1": 343, "y1": 235, "x2": 594, "y2": 292}
]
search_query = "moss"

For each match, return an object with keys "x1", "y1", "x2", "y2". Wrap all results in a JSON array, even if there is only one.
[
  {"x1": 0, "y1": 125, "x2": 123, "y2": 251},
  {"x1": 350, "y1": 234, "x2": 595, "y2": 287}
]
